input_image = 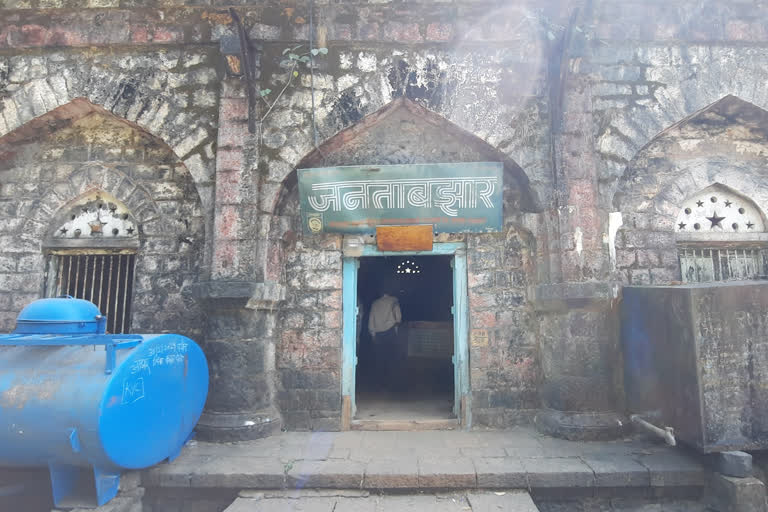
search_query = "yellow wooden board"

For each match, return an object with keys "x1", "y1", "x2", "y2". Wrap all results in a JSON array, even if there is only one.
[{"x1": 376, "y1": 225, "x2": 433, "y2": 252}]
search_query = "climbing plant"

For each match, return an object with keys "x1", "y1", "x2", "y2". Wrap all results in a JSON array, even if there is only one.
[{"x1": 257, "y1": 45, "x2": 328, "y2": 126}]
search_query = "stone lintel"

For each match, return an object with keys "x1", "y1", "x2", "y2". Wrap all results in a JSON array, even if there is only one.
[
  {"x1": 530, "y1": 281, "x2": 622, "y2": 312},
  {"x1": 192, "y1": 280, "x2": 286, "y2": 309}
]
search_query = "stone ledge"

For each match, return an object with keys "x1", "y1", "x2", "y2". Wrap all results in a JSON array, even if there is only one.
[
  {"x1": 191, "y1": 280, "x2": 286, "y2": 309},
  {"x1": 530, "y1": 282, "x2": 622, "y2": 312}
]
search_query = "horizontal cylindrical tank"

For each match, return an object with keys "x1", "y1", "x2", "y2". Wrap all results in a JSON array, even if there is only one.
[
  {"x1": 0, "y1": 333, "x2": 208, "y2": 471},
  {"x1": 0, "y1": 298, "x2": 209, "y2": 506}
]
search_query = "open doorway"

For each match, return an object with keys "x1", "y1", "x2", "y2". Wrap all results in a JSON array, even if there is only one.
[{"x1": 355, "y1": 255, "x2": 455, "y2": 423}]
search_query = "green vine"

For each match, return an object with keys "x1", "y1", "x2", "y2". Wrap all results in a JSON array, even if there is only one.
[{"x1": 258, "y1": 45, "x2": 328, "y2": 125}]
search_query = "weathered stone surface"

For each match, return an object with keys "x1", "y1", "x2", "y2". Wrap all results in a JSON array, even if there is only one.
[
  {"x1": 286, "y1": 460, "x2": 365, "y2": 489},
  {"x1": 623, "y1": 283, "x2": 768, "y2": 452},
  {"x1": 466, "y1": 491, "x2": 540, "y2": 512},
  {"x1": 473, "y1": 457, "x2": 527, "y2": 488},
  {"x1": 417, "y1": 457, "x2": 476, "y2": 488},
  {"x1": 706, "y1": 473, "x2": 767, "y2": 512},
  {"x1": 716, "y1": 452, "x2": 754, "y2": 479},
  {"x1": 4, "y1": 0, "x2": 768, "y2": 443},
  {"x1": 582, "y1": 456, "x2": 650, "y2": 487},
  {"x1": 363, "y1": 458, "x2": 419, "y2": 489},
  {"x1": 634, "y1": 452, "x2": 707, "y2": 487},
  {"x1": 522, "y1": 458, "x2": 596, "y2": 488}
]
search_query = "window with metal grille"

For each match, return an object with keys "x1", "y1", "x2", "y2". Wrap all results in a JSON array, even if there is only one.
[
  {"x1": 678, "y1": 247, "x2": 765, "y2": 283},
  {"x1": 45, "y1": 251, "x2": 136, "y2": 334}
]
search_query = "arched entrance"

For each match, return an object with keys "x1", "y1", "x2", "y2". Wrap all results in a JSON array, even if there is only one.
[{"x1": 270, "y1": 98, "x2": 539, "y2": 431}]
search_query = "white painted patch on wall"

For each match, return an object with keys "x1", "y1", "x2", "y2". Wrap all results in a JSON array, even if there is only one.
[
  {"x1": 574, "y1": 227, "x2": 583, "y2": 255},
  {"x1": 608, "y1": 212, "x2": 623, "y2": 270}
]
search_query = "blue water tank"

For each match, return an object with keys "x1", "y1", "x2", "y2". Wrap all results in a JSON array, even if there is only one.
[{"x1": 0, "y1": 297, "x2": 209, "y2": 507}]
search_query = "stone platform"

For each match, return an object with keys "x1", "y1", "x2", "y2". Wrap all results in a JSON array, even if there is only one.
[{"x1": 141, "y1": 427, "x2": 707, "y2": 510}]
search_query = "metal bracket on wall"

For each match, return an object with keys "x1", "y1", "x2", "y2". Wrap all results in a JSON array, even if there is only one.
[{"x1": 229, "y1": 8, "x2": 258, "y2": 134}]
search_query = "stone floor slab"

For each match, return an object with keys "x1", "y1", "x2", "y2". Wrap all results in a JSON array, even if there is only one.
[
  {"x1": 225, "y1": 496, "x2": 337, "y2": 512},
  {"x1": 189, "y1": 457, "x2": 287, "y2": 488},
  {"x1": 285, "y1": 460, "x2": 365, "y2": 489},
  {"x1": 473, "y1": 457, "x2": 527, "y2": 488},
  {"x1": 522, "y1": 458, "x2": 596, "y2": 488},
  {"x1": 466, "y1": 491, "x2": 540, "y2": 511},
  {"x1": 633, "y1": 452, "x2": 706, "y2": 487},
  {"x1": 364, "y1": 458, "x2": 419, "y2": 489},
  {"x1": 582, "y1": 456, "x2": 650, "y2": 487},
  {"x1": 373, "y1": 494, "x2": 470, "y2": 511},
  {"x1": 418, "y1": 456, "x2": 477, "y2": 488},
  {"x1": 141, "y1": 428, "x2": 706, "y2": 496}
]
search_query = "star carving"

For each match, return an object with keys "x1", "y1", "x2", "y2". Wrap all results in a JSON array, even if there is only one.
[
  {"x1": 706, "y1": 211, "x2": 726, "y2": 228},
  {"x1": 696, "y1": 200, "x2": 704, "y2": 207},
  {"x1": 678, "y1": 222, "x2": 687, "y2": 230},
  {"x1": 127, "y1": 227, "x2": 135, "y2": 235},
  {"x1": 724, "y1": 200, "x2": 733, "y2": 207},
  {"x1": 747, "y1": 221, "x2": 755, "y2": 229}
]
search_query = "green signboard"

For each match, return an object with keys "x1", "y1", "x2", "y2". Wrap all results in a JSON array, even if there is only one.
[{"x1": 298, "y1": 162, "x2": 503, "y2": 235}]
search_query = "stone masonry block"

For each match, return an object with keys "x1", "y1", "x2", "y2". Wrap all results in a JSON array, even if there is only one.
[
  {"x1": 286, "y1": 460, "x2": 364, "y2": 489},
  {"x1": 582, "y1": 456, "x2": 650, "y2": 487},
  {"x1": 364, "y1": 458, "x2": 418, "y2": 489},
  {"x1": 473, "y1": 457, "x2": 527, "y2": 488},
  {"x1": 522, "y1": 457, "x2": 596, "y2": 488},
  {"x1": 417, "y1": 457, "x2": 476, "y2": 488},
  {"x1": 716, "y1": 451, "x2": 753, "y2": 478},
  {"x1": 706, "y1": 473, "x2": 767, "y2": 512}
]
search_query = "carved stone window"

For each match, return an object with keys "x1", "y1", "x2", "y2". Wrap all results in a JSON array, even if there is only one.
[
  {"x1": 676, "y1": 185, "x2": 767, "y2": 283},
  {"x1": 44, "y1": 193, "x2": 139, "y2": 333},
  {"x1": 52, "y1": 196, "x2": 138, "y2": 242},
  {"x1": 676, "y1": 186, "x2": 765, "y2": 234}
]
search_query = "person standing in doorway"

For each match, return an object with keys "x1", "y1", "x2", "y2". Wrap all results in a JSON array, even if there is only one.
[{"x1": 368, "y1": 286, "x2": 402, "y2": 391}]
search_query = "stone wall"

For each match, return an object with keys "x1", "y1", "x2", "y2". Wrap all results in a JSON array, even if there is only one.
[
  {"x1": 468, "y1": 223, "x2": 539, "y2": 427},
  {"x1": 0, "y1": 106, "x2": 206, "y2": 337},
  {"x1": 611, "y1": 96, "x2": 768, "y2": 285},
  {"x1": 4, "y1": 0, "x2": 768, "y2": 437}
]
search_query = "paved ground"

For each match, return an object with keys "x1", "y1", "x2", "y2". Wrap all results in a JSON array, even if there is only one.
[
  {"x1": 225, "y1": 490, "x2": 539, "y2": 511},
  {"x1": 142, "y1": 427, "x2": 706, "y2": 494},
  {"x1": 222, "y1": 490, "x2": 713, "y2": 512}
]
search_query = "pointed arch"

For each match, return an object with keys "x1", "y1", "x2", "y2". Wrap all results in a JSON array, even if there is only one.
[
  {"x1": 0, "y1": 92, "x2": 214, "y2": 213},
  {"x1": 613, "y1": 95, "x2": 768, "y2": 213},
  {"x1": 268, "y1": 98, "x2": 540, "y2": 216}
]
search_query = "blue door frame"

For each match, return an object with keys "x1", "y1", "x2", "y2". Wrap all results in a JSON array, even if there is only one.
[{"x1": 341, "y1": 242, "x2": 471, "y2": 428}]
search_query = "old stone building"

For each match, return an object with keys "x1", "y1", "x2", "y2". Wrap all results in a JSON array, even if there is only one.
[{"x1": 2, "y1": 0, "x2": 768, "y2": 443}]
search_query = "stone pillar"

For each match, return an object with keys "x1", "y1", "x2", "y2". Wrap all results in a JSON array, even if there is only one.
[
  {"x1": 193, "y1": 46, "x2": 285, "y2": 440},
  {"x1": 194, "y1": 281, "x2": 284, "y2": 441},
  {"x1": 532, "y1": 283, "x2": 626, "y2": 440},
  {"x1": 532, "y1": 52, "x2": 628, "y2": 439}
]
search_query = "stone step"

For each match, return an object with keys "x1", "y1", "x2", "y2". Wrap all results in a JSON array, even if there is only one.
[
  {"x1": 142, "y1": 453, "x2": 706, "y2": 494},
  {"x1": 224, "y1": 489, "x2": 540, "y2": 511},
  {"x1": 140, "y1": 430, "x2": 708, "y2": 501}
]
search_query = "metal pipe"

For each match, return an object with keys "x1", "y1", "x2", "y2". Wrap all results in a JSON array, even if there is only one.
[{"x1": 630, "y1": 414, "x2": 676, "y2": 446}]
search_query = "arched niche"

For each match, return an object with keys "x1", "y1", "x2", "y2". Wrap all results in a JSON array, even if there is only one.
[{"x1": 0, "y1": 99, "x2": 206, "y2": 337}]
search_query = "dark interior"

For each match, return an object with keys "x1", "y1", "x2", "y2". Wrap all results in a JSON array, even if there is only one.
[{"x1": 355, "y1": 255, "x2": 454, "y2": 408}]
